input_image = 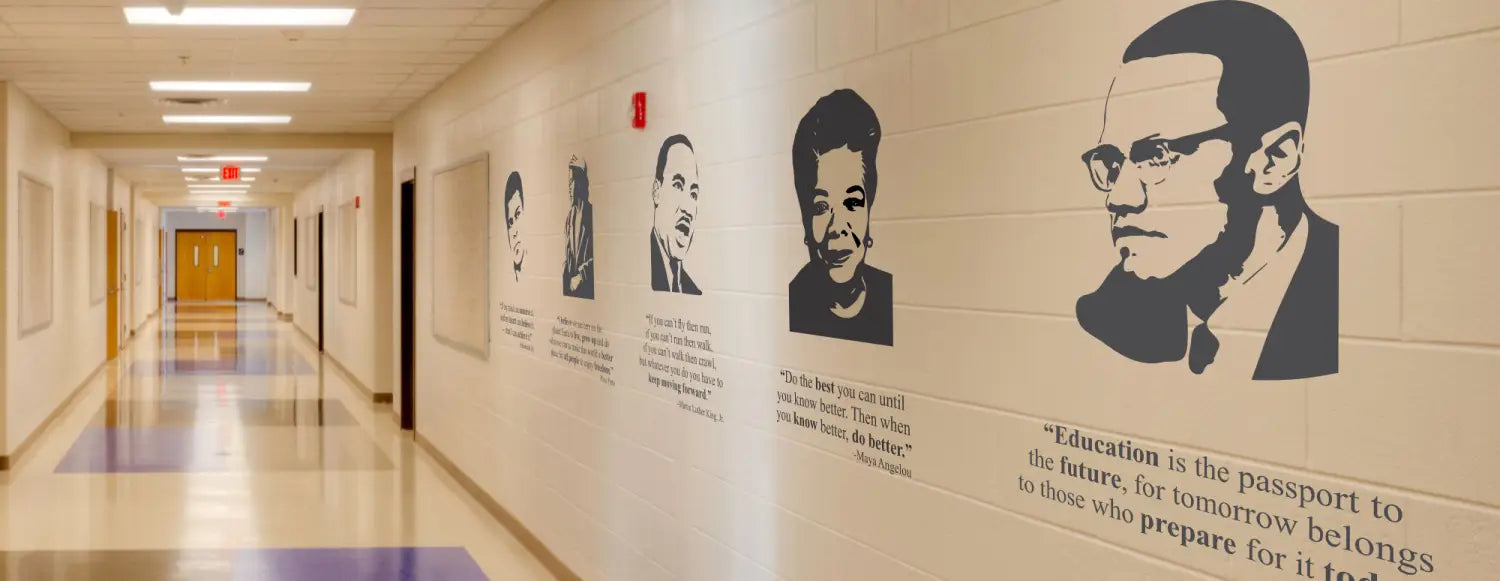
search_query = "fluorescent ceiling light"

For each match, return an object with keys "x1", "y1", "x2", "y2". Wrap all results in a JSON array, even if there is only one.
[
  {"x1": 126, "y1": 7, "x2": 355, "y2": 27},
  {"x1": 190, "y1": 176, "x2": 258, "y2": 183},
  {"x1": 153, "y1": 81, "x2": 310, "y2": 93},
  {"x1": 182, "y1": 167, "x2": 261, "y2": 174},
  {"x1": 163, "y1": 115, "x2": 291, "y2": 125},
  {"x1": 178, "y1": 155, "x2": 269, "y2": 163}
]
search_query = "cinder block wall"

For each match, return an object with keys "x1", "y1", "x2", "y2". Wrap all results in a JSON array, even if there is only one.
[{"x1": 394, "y1": 1, "x2": 1500, "y2": 578}]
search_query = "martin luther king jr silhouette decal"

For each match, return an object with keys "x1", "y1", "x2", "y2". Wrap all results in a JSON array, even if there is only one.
[
  {"x1": 650, "y1": 134, "x2": 701, "y2": 295},
  {"x1": 1076, "y1": 1, "x2": 1337, "y2": 380},
  {"x1": 788, "y1": 89, "x2": 892, "y2": 346}
]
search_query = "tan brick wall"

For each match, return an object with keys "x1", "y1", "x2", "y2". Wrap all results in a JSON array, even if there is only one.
[{"x1": 394, "y1": 1, "x2": 1500, "y2": 578}]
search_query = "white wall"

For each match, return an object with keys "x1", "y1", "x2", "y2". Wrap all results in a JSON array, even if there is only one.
[
  {"x1": 108, "y1": 171, "x2": 128, "y2": 344},
  {"x1": 292, "y1": 151, "x2": 379, "y2": 391},
  {"x1": 392, "y1": 1, "x2": 1500, "y2": 579},
  {"x1": 264, "y1": 207, "x2": 279, "y2": 311},
  {"x1": 242, "y1": 210, "x2": 269, "y2": 300},
  {"x1": 130, "y1": 192, "x2": 160, "y2": 330},
  {"x1": 271, "y1": 205, "x2": 296, "y2": 316},
  {"x1": 2, "y1": 83, "x2": 110, "y2": 453}
]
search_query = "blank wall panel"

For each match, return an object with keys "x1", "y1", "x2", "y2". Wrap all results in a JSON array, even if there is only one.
[
  {"x1": 338, "y1": 201, "x2": 357, "y2": 306},
  {"x1": 19, "y1": 175, "x2": 55, "y2": 335},
  {"x1": 89, "y1": 202, "x2": 105, "y2": 303},
  {"x1": 430, "y1": 153, "x2": 490, "y2": 359}
]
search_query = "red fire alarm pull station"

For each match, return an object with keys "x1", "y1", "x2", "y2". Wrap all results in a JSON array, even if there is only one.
[
  {"x1": 632, "y1": 92, "x2": 647, "y2": 129},
  {"x1": 355, "y1": 196, "x2": 361, "y2": 209},
  {"x1": 221, "y1": 165, "x2": 240, "y2": 181}
]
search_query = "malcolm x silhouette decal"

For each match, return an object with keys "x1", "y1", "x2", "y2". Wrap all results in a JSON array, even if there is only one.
[
  {"x1": 503, "y1": 171, "x2": 526, "y2": 282},
  {"x1": 650, "y1": 134, "x2": 701, "y2": 295},
  {"x1": 1076, "y1": 1, "x2": 1337, "y2": 380},
  {"x1": 562, "y1": 155, "x2": 594, "y2": 299},
  {"x1": 788, "y1": 89, "x2": 892, "y2": 346}
]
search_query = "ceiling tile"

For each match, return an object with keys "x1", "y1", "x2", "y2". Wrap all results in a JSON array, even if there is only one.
[
  {"x1": 355, "y1": 9, "x2": 480, "y2": 27},
  {"x1": 347, "y1": 26, "x2": 461, "y2": 40},
  {"x1": 474, "y1": 8, "x2": 531, "y2": 26},
  {"x1": 0, "y1": 6, "x2": 122, "y2": 24},
  {"x1": 343, "y1": 38, "x2": 448, "y2": 51},
  {"x1": 8, "y1": 23, "x2": 126, "y2": 38},
  {"x1": 363, "y1": 0, "x2": 490, "y2": 7},
  {"x1": 445, "y1": 39, "x2": 492, "y2": 53},
  {"x1": 457, "y1": 26, "x2": 508, "y2": 40},
  {"x1": 0, "y1": 0, "x2": 544, "y2": 134}
]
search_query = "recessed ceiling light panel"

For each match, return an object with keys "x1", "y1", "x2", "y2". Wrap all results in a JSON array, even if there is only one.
[
  {"x1": 126, "y1": 7, "x2": 355, "y2": 27},
  {"x1": 153, "y1": 81, "x2": 310, "y2": 93},
  {"x1": 178, "y1": 155, "x2": 269, "y2": 163},
  {"x1": 191, "y1": 176, "x2": 258, "y2": 182},
  {"x1": 163, "y1": 115, "x2": 291, "y2": 125},
  {"x1": 182, "y1": 167, "x2": 262, "y2": 173}
]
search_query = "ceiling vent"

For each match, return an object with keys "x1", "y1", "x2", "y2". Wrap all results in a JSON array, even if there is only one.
[{"x1": 158, "y1": 96, "x2": 225, "y2": 107}]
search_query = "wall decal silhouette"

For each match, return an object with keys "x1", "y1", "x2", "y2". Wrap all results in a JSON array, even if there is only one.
[
  {"x1": 650, "y1": 134, "x2": 701, "y2": 295},
  {"x1": 788, "y1": 89, "x2": 892, "y2": 346},
  {"x1": 504, "y1": 171, "x2": 526, "y2": 282},
  {"x1": 562, "y1": 155, "x2": 594, "y2": 299},
  {"x1": 1076, "y1": 0, "x2": 1338, "y2": 380}
]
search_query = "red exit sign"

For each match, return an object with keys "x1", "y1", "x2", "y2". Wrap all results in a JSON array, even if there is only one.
[{"x1": 221, "y1": 165, "x2": 240, "y2": 181}]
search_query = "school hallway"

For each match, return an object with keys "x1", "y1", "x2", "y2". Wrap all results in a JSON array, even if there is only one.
[
  {"x1": 0, "y1": 1, "x2": 1495, "y2": 579},
  {"x1": 0, "y1": 302, "x2": 551, "y2": 580}
]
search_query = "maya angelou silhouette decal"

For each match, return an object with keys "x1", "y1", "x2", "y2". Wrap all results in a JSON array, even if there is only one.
[
  {"x1": 504, "y1": 171, "x2": 526, "y2": 282},
  {"x1": 788, "y1": 89, "x2": 892, "y2": 346},
  {"x1": 1076, "y1": 0, "x2": 1338, "y2": 380},
  {"x1": 650, "y1": 134, "x2": 701, "y2": 295},
  {"x1": 562, "y1": 155, "x2": 594, "y2": 299}
]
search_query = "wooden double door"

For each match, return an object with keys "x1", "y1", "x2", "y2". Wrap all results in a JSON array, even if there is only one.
[{"x1": 175, "y1": 230, "x2": 237, "y2": 302}]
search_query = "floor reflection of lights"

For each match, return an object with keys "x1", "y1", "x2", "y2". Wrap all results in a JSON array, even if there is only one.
[{"x1": 0, "y1": 302, "x2": 552, "y2": 580}]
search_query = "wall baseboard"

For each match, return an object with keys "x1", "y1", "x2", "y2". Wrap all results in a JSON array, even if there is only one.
[
  {"x1": 323, "y1": 350, "x2": 393, "y2": 404},
  {"x1": 0, "y1": 359, "x2": 108, "y2": 471},
  {"x1": 415, "y1": 432, "x2": 579, "y2": 581},
  {"x1": 131, "y1": 310, "x2": 159, "y2": 334}
]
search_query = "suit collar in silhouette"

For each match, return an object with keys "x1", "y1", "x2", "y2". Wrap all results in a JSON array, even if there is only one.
[
  {"x1": 650, "y1": 230, "x2": 700, "y2": 295},
  {"x1": 1076, "y1": 209, "x2": 1338, "y2": 380}
]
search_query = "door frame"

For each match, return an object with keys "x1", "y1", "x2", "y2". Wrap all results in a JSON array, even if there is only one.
[
  {"x1": 106, "y1": 210, "x2": 120, "y2": 357},
  {"x1": 316, "y1": 211, "x2": 325, "y2": 352},
  {"x1": 158, "y1": 228, "x2": 165, "y2": 313},
  {"x1": 175, "y1": 229, "x2": 238, "y2": 302},
  {"x1": 399, "y1": 177, "x2": 416, "y2": 431}
]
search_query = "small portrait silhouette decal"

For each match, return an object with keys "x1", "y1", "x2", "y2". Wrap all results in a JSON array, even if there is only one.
[
  {"x1": 788, "y1": 89, "x2": 892, "y2": 346},
  {"x1": 1076, "y1": 0, "x2": 1338, "y2": 380},
  {"x1": 504, "y1": 171, "x2": 526, "y2": 281},
  {"x1": 562, "y1": 155, "x2": 594, "y2": 299},
  {"x1": 650, "y1": 134, "x2": 702, "y2": 295}
]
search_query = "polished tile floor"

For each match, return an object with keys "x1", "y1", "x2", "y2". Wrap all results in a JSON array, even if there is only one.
[{"x1": 0, "y1": 303, "x2": 553, "y2": 580}]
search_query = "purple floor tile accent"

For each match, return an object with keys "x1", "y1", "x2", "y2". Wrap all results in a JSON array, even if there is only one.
[
  {"x1": 131, "y1": 356, "x2": 315, "y2": 376},
  {"x1": 92, "y1": 399, "x2": 359, "y2": 428},
  {"x1": 54, "y1": 427, "x2": 208, "y2": 473},
  {"x1": 232, "y1": 547, "x2": 488, "y2": 581},
  {"x1": 54, "y1": 425, "x2": 394, "y2": 473}
]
